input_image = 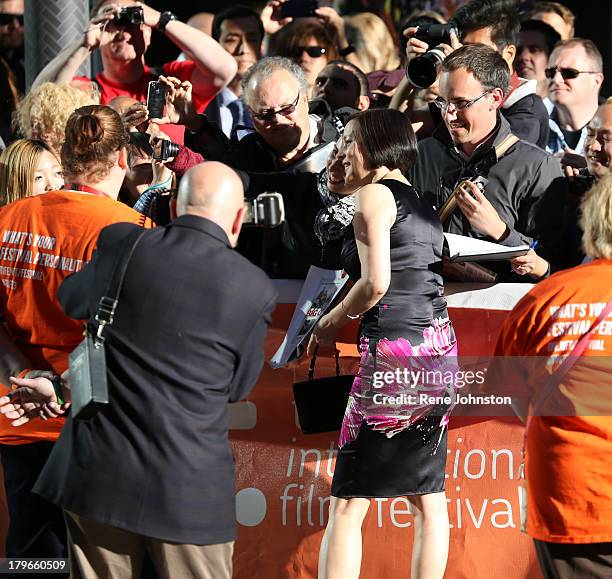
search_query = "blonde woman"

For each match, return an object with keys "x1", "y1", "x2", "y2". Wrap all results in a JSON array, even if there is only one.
[
  {"x1": 14, "y1": 81, "x2": 100, "y2": 155},
  {"x1": 344, "y1": 12, "x2": 400, "y2": 73},
  {"x1": 0, "y1": 139, "x2": 63, "y2": 205}
]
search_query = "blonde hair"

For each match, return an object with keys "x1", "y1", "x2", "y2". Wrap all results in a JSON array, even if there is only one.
[
  {"x1": 0, "y1": 139, "x2": 57, "y2": 206},
  {"x1": 581, "y1": 173, "x2": 612, "y2": 260},
  {"x1": 14, "y1": 81, "x2": 100, "y2": 156},
  {"x1": 344, "y1": 12, "x2": 400, "y2": 73}
]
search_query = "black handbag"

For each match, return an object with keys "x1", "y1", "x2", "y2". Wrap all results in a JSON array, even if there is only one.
[
  {"x1": 69, "y1": 229, "x2": 146, "y2": 420},
  {"x1": 292, "y1": 345, "x2": 355, "y2": 434}
]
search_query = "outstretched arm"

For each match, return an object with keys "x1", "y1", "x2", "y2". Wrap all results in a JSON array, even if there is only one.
[{"x1": 140, "y1": 3, "x2": 237, "y2": 93}]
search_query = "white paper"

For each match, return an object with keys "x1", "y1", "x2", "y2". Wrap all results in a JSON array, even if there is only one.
[
  {"x1": 444, "y1": 233, "x2": 530, "y2": 262},
  {"x1": 270, "y1": 266, "x2": 349, "y2": 369}
]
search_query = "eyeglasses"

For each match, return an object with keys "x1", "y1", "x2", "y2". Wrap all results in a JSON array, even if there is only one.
[
  {"x1": 288, "y1": 46, "x2": 327, "y2": 59},
  {"x1": 545, "y1": 66, "x2": 600, "y2": 80},
  {"x1": 0, "y1": 13, "x2": 23, "y2": 26},
  {"x1": 432, "y1": 90, "x2": 490, "y2": 114},
  {"x1": 250, "y1": 93, "x2": 301, "y2": 123}
]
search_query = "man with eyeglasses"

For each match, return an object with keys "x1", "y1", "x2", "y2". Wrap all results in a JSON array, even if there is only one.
[
  {"x1": 545, "y1": 38, "x2": 605, "y2": 168},
  {"x1": 406, "y1": 0, "x2": 550, "y2": 149},
  {"x1": 409, "y1": 44, "x2": 568, "y2": 281},
  {"x1": 0, "y1": 0, "x2": 24, "y2": 93}
]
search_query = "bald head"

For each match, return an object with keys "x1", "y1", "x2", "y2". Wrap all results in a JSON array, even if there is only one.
[
  {"x1": 177, "y1": 162, "x2": 245, "y2": 246},
  {"x1": 109, "y1": 96, "x2": 140, "y2": 115}
]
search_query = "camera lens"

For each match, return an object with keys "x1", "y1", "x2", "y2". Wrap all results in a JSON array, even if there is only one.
[
  {"x1": 406, "y1": 48, "x2": 445, "y2": 89},
  {"x1": 165, "y1": 142, "x2": 180, "y2": 159}
]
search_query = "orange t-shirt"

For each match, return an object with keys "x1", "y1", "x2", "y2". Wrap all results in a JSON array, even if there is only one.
[
  {"x1": 0, "y1": 190, "x2": 152, "y2": 444},
  {"x1": 494, "y1": 259, "x2": 612, "y2": 543}
]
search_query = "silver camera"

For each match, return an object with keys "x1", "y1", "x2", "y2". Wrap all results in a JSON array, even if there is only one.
[{"x1": 243, "y1": 193, "x2": 285, "y2": 227}]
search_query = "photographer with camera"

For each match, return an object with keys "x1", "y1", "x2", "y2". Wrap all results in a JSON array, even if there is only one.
[
  {"x1": 404, "y1": 0, "x2": 550, "y2": 149},
  {"x1": 408, "y1": 44, "x2": 568, "y2": 281},
  {"x1": 32, "y1": 0, "x2": 237, "y2": 143}
]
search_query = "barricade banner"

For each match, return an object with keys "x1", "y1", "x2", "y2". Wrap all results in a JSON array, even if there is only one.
[{"x1": 229, "y1": 288, "x2": 544, "y2": 579}]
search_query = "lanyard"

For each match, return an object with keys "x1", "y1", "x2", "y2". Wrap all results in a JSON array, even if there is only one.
[{"x1": 67, "y1": 183, "x2": 110, "y2": 198}]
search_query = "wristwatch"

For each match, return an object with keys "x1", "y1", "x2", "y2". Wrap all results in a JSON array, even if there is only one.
[{"x1": 157, "y1": 11, "x2": 177, "y2": 32}]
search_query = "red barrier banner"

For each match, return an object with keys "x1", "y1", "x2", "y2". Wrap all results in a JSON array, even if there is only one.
[{"x1": 229, "y1": 296, "x2": 544, "y2": 579}]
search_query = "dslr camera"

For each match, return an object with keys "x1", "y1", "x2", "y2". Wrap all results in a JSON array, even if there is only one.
[
  {"x1": 114, "y1": 6, "x2": 144, "y2": 27},
  {"x1": 152, "y1": 140, "x2": 180, "y2": 162},
  {"x1": 243, "y1": 193, "x2": 285, "y2": 228},
  {"x1": 407, "y1": 23, "x2": 460, "y2": 89}
]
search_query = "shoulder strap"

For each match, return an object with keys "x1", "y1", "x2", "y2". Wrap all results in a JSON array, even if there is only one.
[
  {"x1": 438, "y1": 133, "x2": 519, "y2": 224},
  {"x1": 494, "y1": 133, "x2": 519, "y2": 161},
  {"x1": 93, "y1": 228, "x2": 147, "y2": 346},
  {"x1": 529, "y1": 296, "x2": 612, "y2": 421}
]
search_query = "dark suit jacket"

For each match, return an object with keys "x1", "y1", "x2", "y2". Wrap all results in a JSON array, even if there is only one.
[{"x1": 33, "y1": 215, "x2": 277, "y2": 545}]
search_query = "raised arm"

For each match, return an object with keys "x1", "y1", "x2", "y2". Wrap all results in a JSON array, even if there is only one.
[
  {"x1": 140, "y1": 4, "x2": 237, "y2": 93},
  {"x1": 32, "y1": 10, "x2": 117, "y2": 88}
]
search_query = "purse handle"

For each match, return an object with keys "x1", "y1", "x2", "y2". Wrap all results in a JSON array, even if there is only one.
[
  {"x1": 93, "y1": 228, "x2": 147, "y2": 348},
  {"x1": 308, "y1": 344, "x2": 341, "y2": 382}
]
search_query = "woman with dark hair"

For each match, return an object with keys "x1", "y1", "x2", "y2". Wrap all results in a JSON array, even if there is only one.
[
  {"x1": 273, "y1": 20, "x2": 338, "y2": 93},
  {"x1": 309, "y1": 108, "x2": 456, "y2": 579}
]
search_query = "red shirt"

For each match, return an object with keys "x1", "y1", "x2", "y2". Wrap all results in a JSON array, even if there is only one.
[{"x1": 76, "y1": 60, "x2": 217, "y2": 143}]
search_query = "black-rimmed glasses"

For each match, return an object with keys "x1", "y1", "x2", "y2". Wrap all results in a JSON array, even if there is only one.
[
  {"x1": 250, "y1": 93, "x2": 301, "y2": 123},
  {"x1": 545, "y1": 66, "x2": 600, "y2": 80},
  {"x1": 432, "y1": 90, "x2": 491, "y2": 115}
]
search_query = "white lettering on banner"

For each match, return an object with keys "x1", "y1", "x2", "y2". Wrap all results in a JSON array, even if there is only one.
[{"x1": 277, "y1": 436, "x2": 520, "y2": 529}]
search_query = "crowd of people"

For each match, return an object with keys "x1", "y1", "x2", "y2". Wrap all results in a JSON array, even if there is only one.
[{"x1": 0, "y1": 0, "x2": 610, "y2": 578}]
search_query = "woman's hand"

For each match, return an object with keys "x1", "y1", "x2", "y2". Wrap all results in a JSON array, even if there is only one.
[
  {"x1": 510, "y1": 250, "x2": 550, "y2": 279},
  {"x1": 306, "y1": 313, "x2": 340, "y2": 357}
]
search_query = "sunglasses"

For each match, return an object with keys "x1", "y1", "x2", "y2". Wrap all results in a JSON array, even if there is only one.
[
  {"x1": 250, "y1": 93, "x2": 301, "y2": 123},
  {"x1": 0, "y1": 13, "x2": 23, "y2": 26},
  {"x1": 545, "y1": 66, "x2": 600, "y2": 80},
  {"x1": 288, "y1": 46, "x2": 327, "y2": 59}
]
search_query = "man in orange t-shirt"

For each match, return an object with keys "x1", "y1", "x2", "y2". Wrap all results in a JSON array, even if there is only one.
[
  {"x1": 0, "y1": 189, "x2": 152, "y2": 562},
  {"x1": 493, "y1": 175, "x2": 612, "y2": 578}
]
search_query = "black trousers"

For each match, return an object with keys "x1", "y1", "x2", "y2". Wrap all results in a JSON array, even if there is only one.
[
  {"x1": 535, "y1": 539, "x2": 612, "y2": 579},
  {"x1": 0, "y1": 441, "x2": 68, "y2": 578}
]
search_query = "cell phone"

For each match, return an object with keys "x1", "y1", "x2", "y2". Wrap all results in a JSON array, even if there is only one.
[
  {"x1": 146, "y1": 81, "x2": 166, "y2": 120},
  {"x1": 280, "y1": 0, "x2": 319, "y2": 19}
]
